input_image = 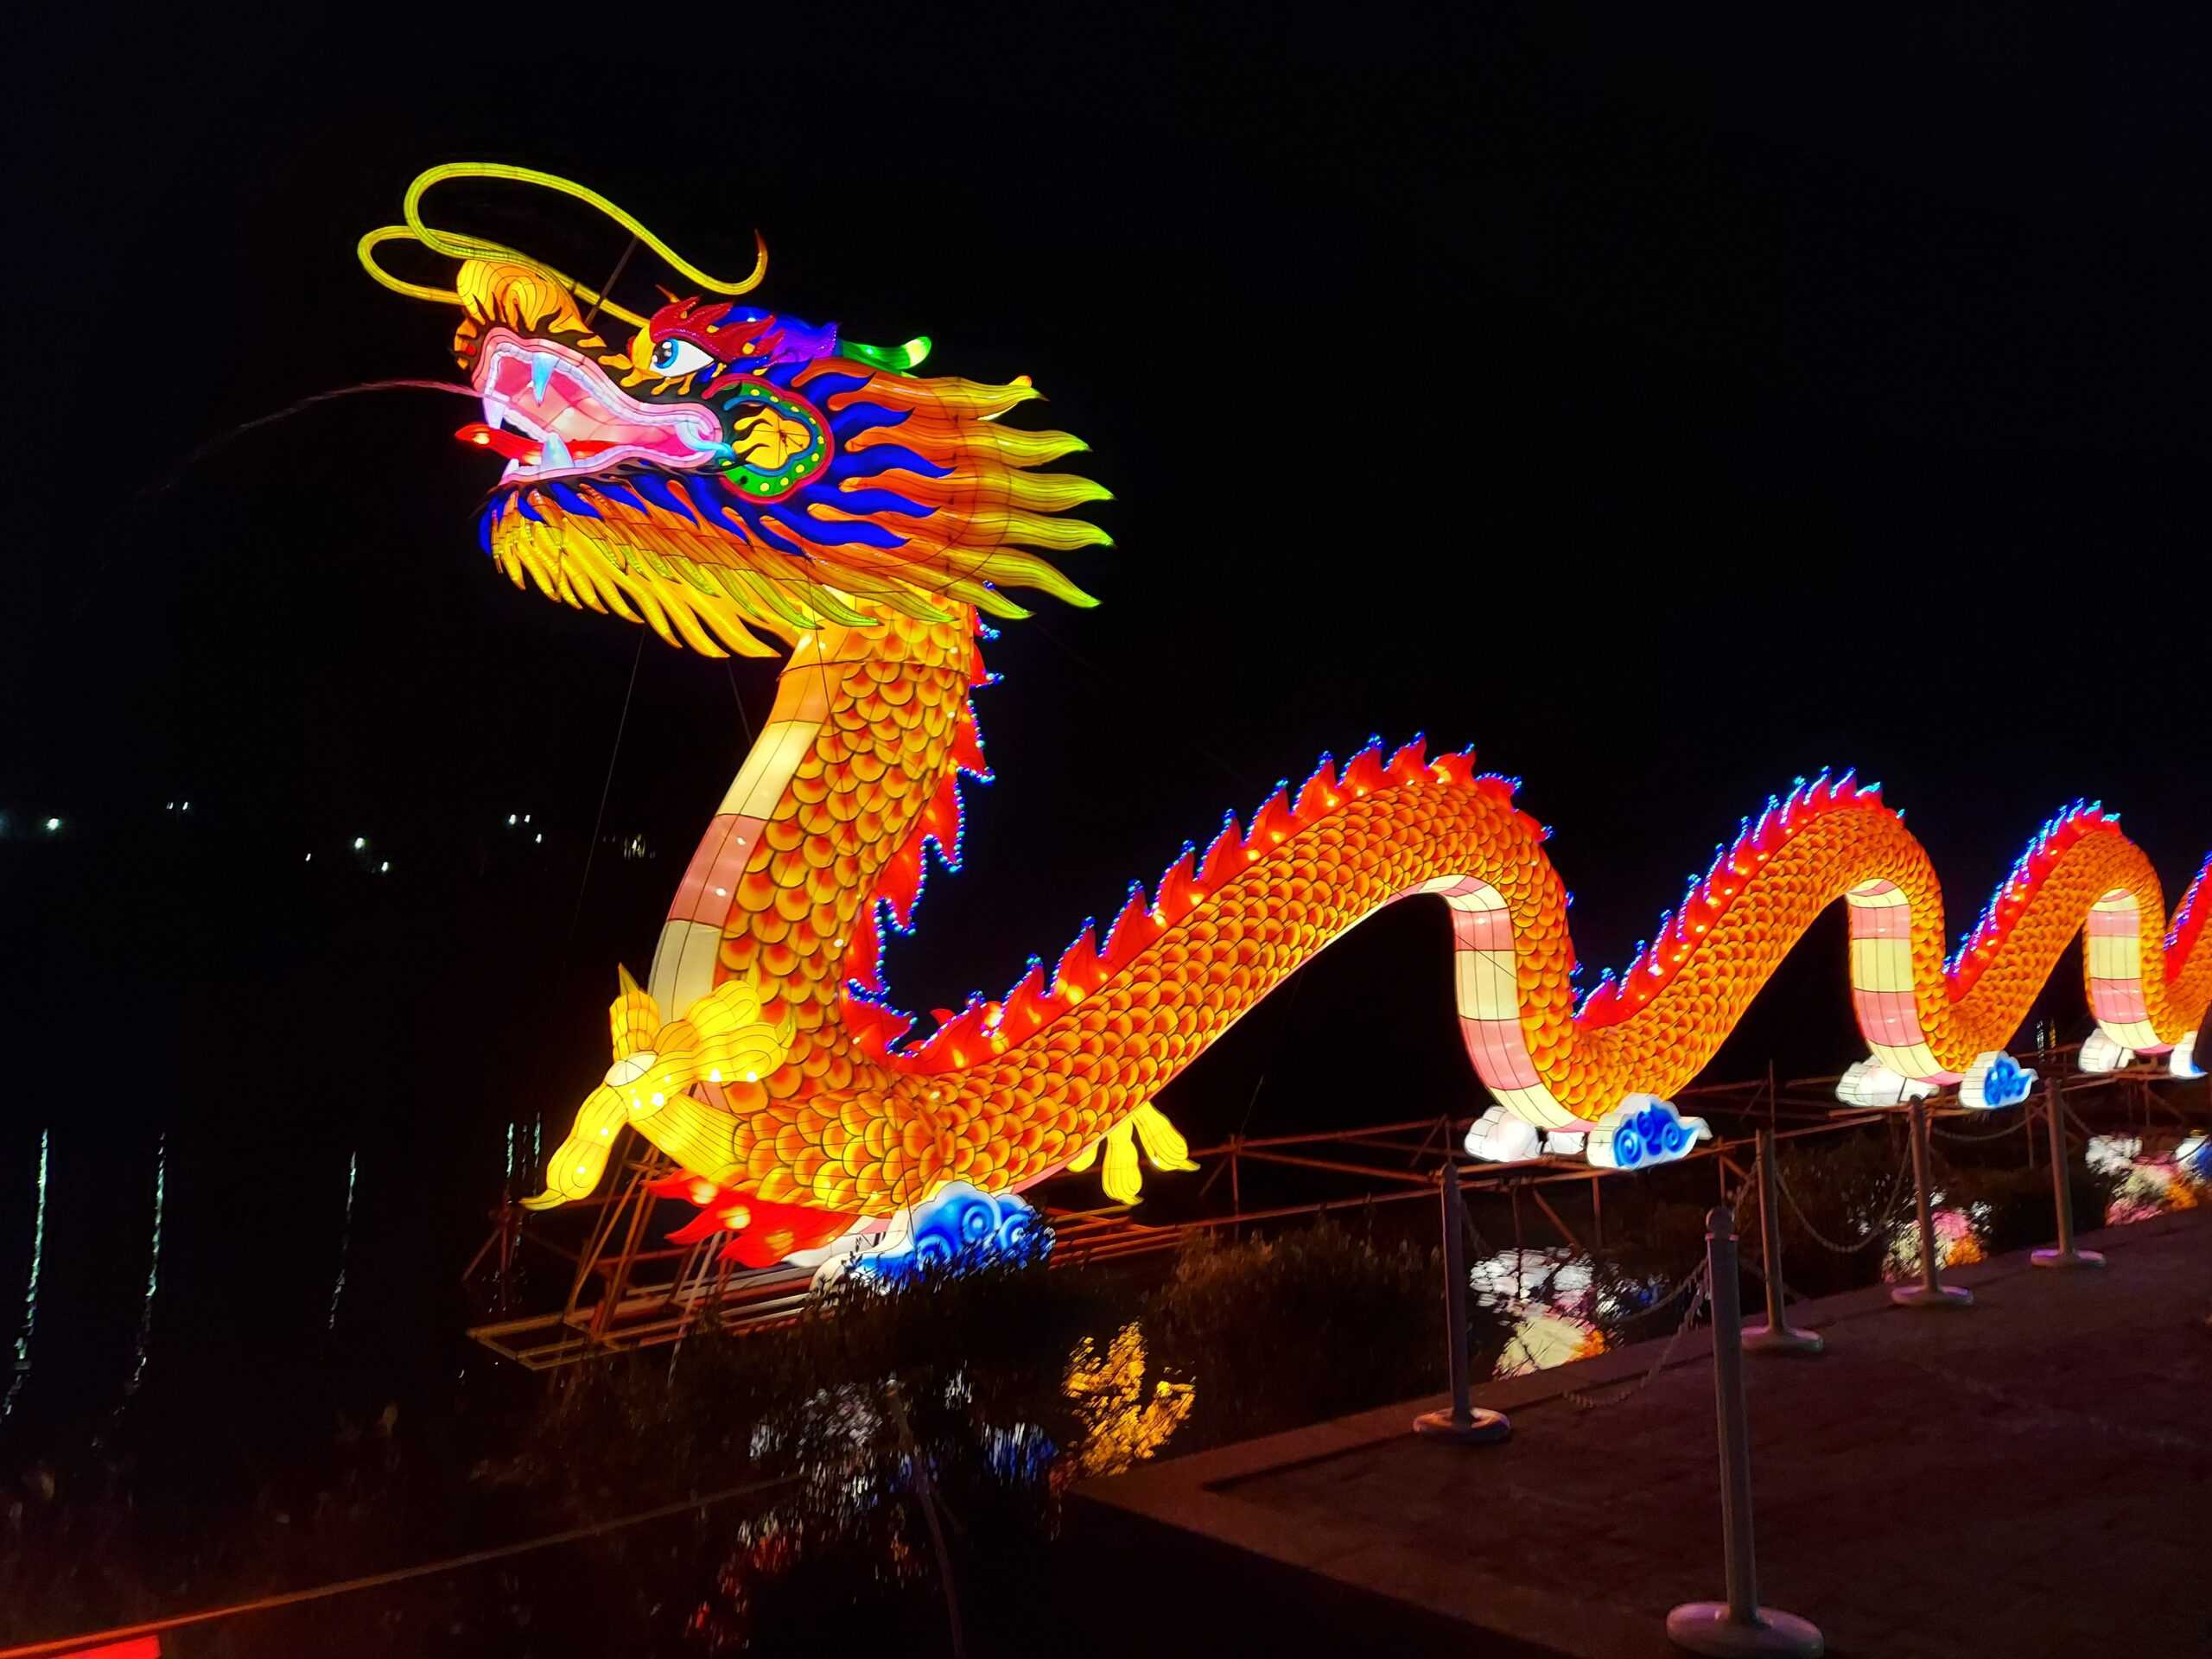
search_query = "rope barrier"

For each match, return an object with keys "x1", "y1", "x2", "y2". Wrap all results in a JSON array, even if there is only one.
[
  {"x1": 0, "y1": 1474, "x2": 796, "y2": 1659},
  {"x1": 1773, "y1": 1139, "x2": 1915, "y2": 1255},
  {"x1": 1558, "y1": 1163, "x2": 1755, "y2": 1412},
  {"x1": 1929, "y1": 1111, "x2": 2030, "y2": 1144},
  {"x1": 1563, "y1": 1259, "x2": 1710, "y2": 1411}
]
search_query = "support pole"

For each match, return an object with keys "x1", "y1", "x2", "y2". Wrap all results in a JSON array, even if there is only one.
[
  {"x1": 2032, "y1": 1082, "x2": 2104, "y2": 1270},
  {"x1": 1415, "y1": 1160, "x2": 1510, "y2": 1445},
  {"x1": 1891, "y1": 1096, "x2": 1972, "y2": 1309},
  {"x1": 1230, "y1": 1139, "x2": 1242, "y2": 1242},
  {"x1": 1744, "y1": 1131, "x2": 1822, "y2": 1356},
  {"x1": 1668, "y1": 1206, "x2": 1822, "y2": 1656}
]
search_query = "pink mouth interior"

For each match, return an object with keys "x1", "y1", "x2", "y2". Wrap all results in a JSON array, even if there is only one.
[{"x1": 468, "y1": 332, "x2": 719, "y2": 482}]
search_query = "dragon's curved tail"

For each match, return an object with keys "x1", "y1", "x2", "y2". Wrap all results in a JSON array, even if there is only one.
[
  {"x1": 530, "y1": 718, "x2": 2211, "y2": 1255},
  {"x1": 900, "y1": 747, "x2": 2209, "y2": 1198}
]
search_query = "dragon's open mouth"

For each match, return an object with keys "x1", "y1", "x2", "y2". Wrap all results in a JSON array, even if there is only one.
[{"x1": 457, "y1": 327, "x2": 721, "y2": 483}]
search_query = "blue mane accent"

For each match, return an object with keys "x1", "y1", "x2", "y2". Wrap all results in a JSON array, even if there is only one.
[
  {"x1": 630, "y1": 474, "x2": 699, "y2": 522},
  {"x1": 830, "y1": 443, "x2": 950, "y2": 482}
]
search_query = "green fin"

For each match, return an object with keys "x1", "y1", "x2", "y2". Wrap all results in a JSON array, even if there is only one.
[{"x1": 845, "y1": 334, "x2": 933, "y2": 375}]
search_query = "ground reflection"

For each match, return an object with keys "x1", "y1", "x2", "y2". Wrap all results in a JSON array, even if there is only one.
[
  {"x1": 2090, "y1": 1132, "x2": 2209, "y2": 1224},
  {"x1": 1062, "y1": 1322, "x2": 1194, "y2": 1478},
  {"x1": 1471, "y1": 1248, "x2": 1607, "y2": 1376},
  {"x1": 1885, "y1": 1201, "x2": 1988, "y2": 1280},
  {"x1": 678, "y1": 1315, "x2": 1197, "y2": 1649}
]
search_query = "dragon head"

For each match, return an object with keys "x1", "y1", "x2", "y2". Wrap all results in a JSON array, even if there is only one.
[{"x1": 361, "y1": 163, "x2": 1109, "y2": 658}]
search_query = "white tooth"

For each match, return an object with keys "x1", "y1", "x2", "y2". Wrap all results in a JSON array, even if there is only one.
[
  {"x1": 531, "y1": 353, "x2": 554, "y2": 404},
  {"x1": 540, "y1": 431, "x2": 572, "y2": 469},
  {"x1": 483, "y1": 396, "x2": 508, "y2": 432}
]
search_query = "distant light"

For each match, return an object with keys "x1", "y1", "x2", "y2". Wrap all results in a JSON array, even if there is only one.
[
  {"x1": 507, "y1": 814, "x2": 517, "y2": 825},
  {"x1": 181, "y1": 801, "x2": 190, "y2": 812},
  {"x1": 378, "y1": 860, "x2": 391, "y2": 873},
  {"x1": 534, "y1": 832, "x2": 543, "y2": 844},
  {"x1": 166, "y1": 801, "x2": 175, "y2": 810},
  {"x1": 524, "y1": 813, "x2": 532, "y2": 823},
  {"x1": 353, "y1": 836, "x2": 367, "y2": 850},
  {"x1": 44, "y1": 817, "x2": 60, "y2": 832},
  {"x1": 304, "y1": 853, "x2": 314, "y2": 862}
]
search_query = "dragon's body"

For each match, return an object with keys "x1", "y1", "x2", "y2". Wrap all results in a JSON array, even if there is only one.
[{"x1": 360, "y1": 167, "x2": 2212, "y2": 1270}]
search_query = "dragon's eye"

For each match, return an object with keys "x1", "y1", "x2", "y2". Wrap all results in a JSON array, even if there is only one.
[{"x1": 650, "y1": 337, "x2": 716, "y2": 377}]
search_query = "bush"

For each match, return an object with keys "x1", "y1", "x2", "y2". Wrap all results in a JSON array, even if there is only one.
[
  {"x1": 1583, "y1": 1198, "x2": 1710, "y2": 1345},
  {"x1": 1764, "y1": 1125, "x2": 1917, "y2": 1296},
  {"x1": 1940, "y1": 1160, "x2": 2116, "y2": 1257},
  {"x1": 1151, "y1": 1217, "x2": 1506, "y2": 1439}
]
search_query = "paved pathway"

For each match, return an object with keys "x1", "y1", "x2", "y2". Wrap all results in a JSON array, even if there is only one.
[{"x1": 1084, "y1": 1207, "x2": 2212, "y2": 1657}]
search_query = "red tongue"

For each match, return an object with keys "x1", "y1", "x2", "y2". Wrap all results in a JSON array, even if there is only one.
[{"x1": 453, "y1": 423, "x2": 615, "y2": 463}]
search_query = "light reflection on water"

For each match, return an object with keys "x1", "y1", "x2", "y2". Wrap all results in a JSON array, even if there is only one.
[
  {"x1": 4, "y1": 1129, "x2": 48, "y2": 1421},
  {"x1": 2090, "y1": 1132, "x2": 2208, "y2": 1225},
  {"x1": 691, "y1": 1321, "x2": 1194, "y2": 1646},
  {"x1": 1062, "y1": 1321, "x2": 1194, "y2": 1478},
  {"x1": 125, "y1": 1133, "x2": 166, "y2": 1397},
  {"x1": 1872, "y1": 1130, "x2": 2209, "y2": 1279},
  {"x1": 327, "y1": 1149, "x2": 359, "y2": 1332},
  {"x1": 1471, "y1": 1247, "x2": 1606, "y2": 1376},
  {"x1": 1883, "y1": 1198, "x2": 1989, "y2": 1281}
]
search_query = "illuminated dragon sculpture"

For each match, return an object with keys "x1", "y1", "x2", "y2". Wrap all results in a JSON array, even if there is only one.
[{"x1": 360, "y1": 165, "x2": 2212, "y2": 1272}]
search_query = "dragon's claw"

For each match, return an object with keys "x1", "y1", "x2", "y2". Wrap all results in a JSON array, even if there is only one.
[
  {"x1": 1465, "y1": 1106, "x2": 1544, "y2": 1163},
  {"x1": 1069, "y1": 1104, "x2": 1196, "y2": 1202},
  {"x1": 1836, "y1": 1058, "x2": 1941, "y2": 1108}
]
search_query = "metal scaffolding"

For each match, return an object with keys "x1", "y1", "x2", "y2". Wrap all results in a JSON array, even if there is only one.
[{"x1": 463, "y1": 1042, "x2": 2204, "y2": 1369}]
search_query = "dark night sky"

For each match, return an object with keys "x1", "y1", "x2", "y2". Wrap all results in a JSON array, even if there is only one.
[{"x1": 4, "y1": 7, "x2": 2209, "y2": 1185}]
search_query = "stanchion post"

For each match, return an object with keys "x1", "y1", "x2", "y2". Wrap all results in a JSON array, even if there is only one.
[
  {"x1": 1892, "y1": 1096, "x2": 1972, "y2": 1309},
  {"x1": 2032, "y1": 1080, "x2": 2104, "y2": 1270},
  {"x1": 1415, "y1": 1160, "x2": 1510, "y2": 1445},
  {"x1": 1667, "y1": 1206, "x2": 1822, "y2": 1656},
  {"x1": 1744, "y1": 1130, "x2": 1822, "y2": 1356}
]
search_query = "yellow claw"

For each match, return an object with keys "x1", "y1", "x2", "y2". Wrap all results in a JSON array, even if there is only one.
[
  {"x1": 1067, "y1": 1105, "x2": 1198, "y2": 1203},
  {"x1": 524, "y1": 1085, "x2": 626, "y2": 1208},
  {"x1": 525, "y1": 967, "x2": 791, "y2": 1211},
  {"x1": 1131, "y1": 1104, "x2": 1198, "y2": 1173},
  {"x1": 1101, "y1": 1122, "x2": 1141, "y2": 1204}
]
